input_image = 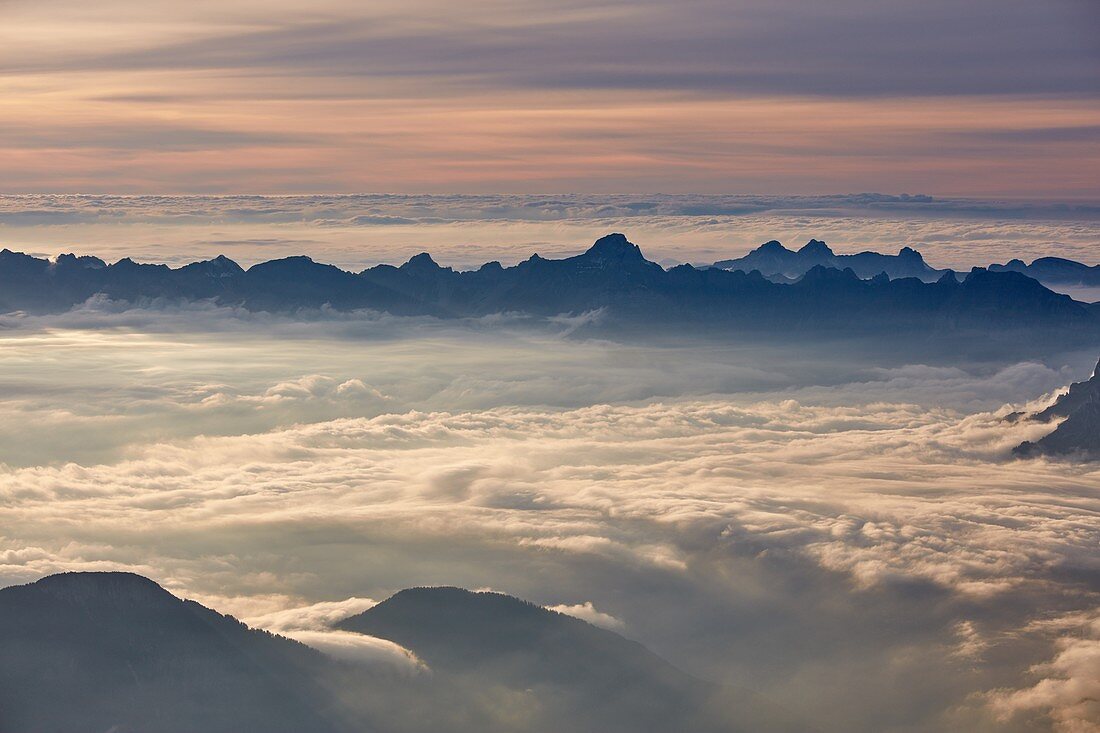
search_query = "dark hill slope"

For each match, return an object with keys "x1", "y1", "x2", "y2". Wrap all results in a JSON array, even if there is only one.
[
  {"x1": 339, "y1": 586, "x2": 811, "y2": 733},
  {"x1": 0, "y1": 572, "x2": 345, "y2": 733},
  {"x1": 0, "y1": 573, "x2": 811, "y2": 733}
]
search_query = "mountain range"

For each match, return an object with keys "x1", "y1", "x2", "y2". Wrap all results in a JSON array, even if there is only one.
[
  {"x1": 711, "y1": 239, "x2": 1100, "y2": 290},
  {"x1": 988, "y1": 257, "x2": 1100, "y2": 289},
  {"x1": 1, "y1": 234, "x2": 1098, "y2": 354},
  {"x1": 1014, "y1": 356, "x2": 1100, "y2": 459},
  {"x1": 0, "y1": 572, "x2": 811, "y2": 733},
  {"x1": 711, "y1": 239, "x2": 942, "y2": 281}
]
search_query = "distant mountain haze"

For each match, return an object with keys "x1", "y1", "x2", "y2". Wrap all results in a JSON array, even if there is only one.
[
  {"x1": 717, "y1": 238, "x2": 1100, "y2": 292},
  {"x1": 989, "y1": 257, "x2": 1100, "y2": 288},
  {"x1": 711, "y1": 239, "x2": 941, "y2": 281},
  {"x1": 0, "y1": 572, "x2": 812, "y2": 733},
  {"x1": 713, "y1": 238, "x2": 1100, "y2": 289},
  {"x1": 1, "y1": 235, "x2": 1098, "y2": 356}
]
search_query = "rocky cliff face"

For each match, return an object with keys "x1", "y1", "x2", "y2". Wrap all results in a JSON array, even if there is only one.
[{"x1": 1015, "y1": 357, "x2": 1100, "y2": 459}]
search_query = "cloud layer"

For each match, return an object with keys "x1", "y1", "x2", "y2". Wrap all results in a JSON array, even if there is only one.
[
  {"x1": 0, "y1": 314, "x2": 1097, "y2": 731},
  {"x1": 1, "y1": 194, "x2": 1098, "y2": 273}
]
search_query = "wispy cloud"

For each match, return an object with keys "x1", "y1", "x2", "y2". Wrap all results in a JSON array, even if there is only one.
[
  {"x1": 0, "y1": 0, "x2": 1097, "y2": 193},
  {"x1": 986, "y1": 612, "x2": 1100, "y2": 733},
  {"x1": 6, "y1": 1, "x2": 1097, "y2": 97}
]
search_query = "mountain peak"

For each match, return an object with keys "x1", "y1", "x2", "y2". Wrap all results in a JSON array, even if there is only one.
[
  {"x1": 798, "y1": 239, "x2": 834, "y2": 257},
  {"x1": 26, "y1": 571, "x2": 177, "y2": 609},
  {"x1": 210, "y1": 254, "x2": 244, "y2": 273},
  {"x1": 756, "y1": 240, "x2": 790, "y2": 254},
  {"x1": 401, "y1": 252, "x2": 441, "y2": 272},
  {"x1": 181, "y1": 254, "x2": 244, "y2": 277},
  {"x1": 798, "y1": 265, "x2": 860, "y2": 285},
  {"x1": 109, "y1": 258, "x2": 170, "y2": 272},
  {"x1": 0, "y1": 248, "x2": 36, "y2": 262},
  {"x1": 583, "y1": 233, "x2": 644, "y2": 261},
  {"x1": 0, "y1": 572, "x2": 340, "y2": 732},
  {"x1": 55, "y1": 253, "x2": 107, "y2": 270},
  {"x1": 336, "y1": 585, "x2": 619, "y2": 677},
  {"x1": 354, "y1": 585, "x2": 539, "y2": 620},
  {"x1": 246, "y1": 255, "x2": 329, "y2": 275}
]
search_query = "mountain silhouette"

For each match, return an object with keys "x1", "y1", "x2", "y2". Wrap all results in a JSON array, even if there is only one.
[
  {"x1": 0, "y1": 572, "x2": 344, "y2": 733},
  {"x1": 990, "y1": 257, "x2": 1100, "y2": 288},
  {"x1": 1, "y1": 236, "x2": 1097, "y2": 354},
  {"x1": 711, "y1": 239, "x2": 942, "y2": 281},
  {"x1": 714, "y1": 239, "x2": 1100, "y2": 297},
  {"x1": 339, "y1": 586, "x2": 811, "y2": 733},
  {"x1": 1015, "y1": 357, "x2": 1100, "y2": 459},
  {"x1": 0, "y1": 572, "x2": 811, "y2": 733}
]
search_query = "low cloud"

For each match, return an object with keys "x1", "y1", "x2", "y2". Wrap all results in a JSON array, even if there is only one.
[
  {"x1": 1, "y1": 194, "x2": 1098, "y2": 272},
  {"x1": 244, "y1": 597, "x2": 427, "y2": 673},
  {"x1": 546, "y1": 601, "x2": 626, "y2": 631},
  {"x1": 246, "y1": 597, "x2": 380, "y2": 632},
  {"x1": 283, "y1": 630, "x2": 427, "y2": 673},
  {"x1": 0, "y1": 319, "x2": 1097, "y2": 731},
  {"x1": 986, "y1": 612, "x2": 1100, "y2": 733}
]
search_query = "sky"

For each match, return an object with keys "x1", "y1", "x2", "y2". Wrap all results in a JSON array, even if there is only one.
[{"x1": 1, "y1": 0, "x2": 1098, "y2": 195}]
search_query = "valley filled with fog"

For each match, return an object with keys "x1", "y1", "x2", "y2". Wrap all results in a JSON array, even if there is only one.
[{"x1": 0, "y1": 297, "x2": 1096, "y2": 732}]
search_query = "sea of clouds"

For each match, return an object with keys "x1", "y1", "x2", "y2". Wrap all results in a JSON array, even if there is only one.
[
  {"x1": 0, "y1": 302, "x2": 1097, "y2": 732},
  {"x1": 1, "y1": 193, "x2": 1099, "y2": 273}
]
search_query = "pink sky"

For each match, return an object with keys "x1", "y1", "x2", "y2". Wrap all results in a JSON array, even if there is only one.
[{"x1": 1, "y1": 0, "x2": 1097, "y2": 196}]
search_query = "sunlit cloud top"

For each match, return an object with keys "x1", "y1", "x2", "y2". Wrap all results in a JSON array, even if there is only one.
[{"x1": 0, "y1": 0, "x2": 1097, "y2": 194}]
